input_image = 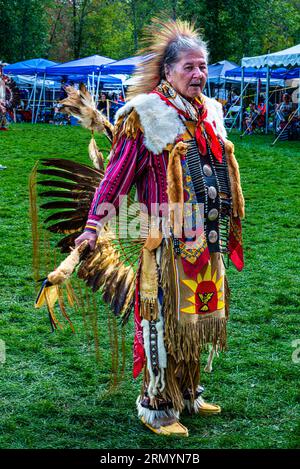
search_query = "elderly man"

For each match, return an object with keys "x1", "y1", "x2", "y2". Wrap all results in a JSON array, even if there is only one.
[{"x1": 75, "y1": 18, "x2": 244, "y2": 437}]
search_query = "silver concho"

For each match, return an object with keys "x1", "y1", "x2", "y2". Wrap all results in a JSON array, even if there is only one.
[
  {"x1": 203, "y1": 164, "x2": 212, "y2": 177},
  {"x1": 208, "y1": 208, "x2": 219, "y2": 221},
  {"x1": 208, "y1": 230, "x2": 218, "y2": 243},
  {"x1": 208, "y1": 186, "x2": 217, "y2": 199}
]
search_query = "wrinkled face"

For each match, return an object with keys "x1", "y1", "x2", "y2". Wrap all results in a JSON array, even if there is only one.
[{"x1": 165, "y1": 49, "x2": 208, "y2": 100}]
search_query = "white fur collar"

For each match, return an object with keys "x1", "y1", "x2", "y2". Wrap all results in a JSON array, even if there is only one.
[
  {"x1": 115, "y1": 93, "x2": 185, "y2": 154},
  {"x1": 203, "y1": 95, "x2": 227, "y2": 141},
  {"x1": 115, "y1": 93, "x2": 226, "y2": 154}
]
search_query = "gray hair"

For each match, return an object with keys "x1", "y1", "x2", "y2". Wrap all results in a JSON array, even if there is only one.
[{"x1": 160, "y1": 36, "x2": 208, "y2": 79}]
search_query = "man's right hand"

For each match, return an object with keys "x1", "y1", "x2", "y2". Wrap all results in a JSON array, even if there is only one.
[{"x1": 75, "y1": 231, "x2": 98, "y2": 251}]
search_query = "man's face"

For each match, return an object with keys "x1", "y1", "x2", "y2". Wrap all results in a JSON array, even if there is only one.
[{"x1": 165, "y1": 49, "x2": 208, "y2": 100}]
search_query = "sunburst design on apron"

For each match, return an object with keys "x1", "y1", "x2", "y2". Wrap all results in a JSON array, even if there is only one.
[{"x1": 181, "y1": 263, "x2": 224, "y2": 315}]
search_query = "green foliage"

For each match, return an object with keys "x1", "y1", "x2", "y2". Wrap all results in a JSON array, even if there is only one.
[
  {"x1": 80, "y1": 1, "x2": 136, "y2": 59},
  {"x1": 180, "y1": 0, "x2": 300, "y2": 62},
  {"x1": 1, "y1": 0, "x2": 299, "y2": 64},
  {"x1": 0, "y1": 0, "x2": 50, "y2": 62},
  {"x1": 0, "y1": 124, "x2": 299, "y2": 449}
]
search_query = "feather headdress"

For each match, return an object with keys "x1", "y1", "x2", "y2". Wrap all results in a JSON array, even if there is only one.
[{"x1": 128, "y1": 18, "x2": 205, "y2": 98}]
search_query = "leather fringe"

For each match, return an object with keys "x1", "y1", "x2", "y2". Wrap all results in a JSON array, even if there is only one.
[
  {"x1": 139, "y1": 248, "x2": 159, "y2": 321},
  {"x1": 166, "y1": 318, "x2": 227, "y2": 364},
  {"x1": 161, "y1": 240, "x2": 227, "y2": 364},
  {"x1": 139, "y1": 299, "x2": 159, "y2": 321},
  {"x1": 164, "y1": 356, "x2": 201, "y2": 413}
]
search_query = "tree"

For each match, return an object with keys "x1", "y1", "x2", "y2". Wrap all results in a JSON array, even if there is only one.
[
  {"x1": 0, "y1": 0, "x2": 49, "y2": 62},
  {"x1": 179, "y1": 0, "x2": 300, "y2": 63}
]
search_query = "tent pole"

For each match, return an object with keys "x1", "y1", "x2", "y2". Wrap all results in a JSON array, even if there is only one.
[
  {"x1": 95, "y1": 70, "x2": 101, "y2": 105},
  {"x1": 43, "y1": 76, "x2": 46, "y2": 107},
  {"x1": 207, "y1": 75, "x2": 211, "y2": 97},
  {"x1": 265, "y1": 65, "x2": 270, "y2": 134},
  {"x1": 31, "y1": 74, "x2": 37, "y2": 123},
  {"x1": 255, "y1": 77, "x2": 259, "y2": 105},
  {"x1": 239, "y1": 66, "x2": 244, "y2": 131},
  {"x1": 92, "y1": 72, "x2": 95, "y2": 99},
  {"x1": 35, "y1": 73, "x2": 45, "y2": 123}
]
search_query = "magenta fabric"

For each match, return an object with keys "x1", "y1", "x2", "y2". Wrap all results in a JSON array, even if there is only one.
[{"x1": 87, "y1": 129, "x2": 169, "y2": 227}]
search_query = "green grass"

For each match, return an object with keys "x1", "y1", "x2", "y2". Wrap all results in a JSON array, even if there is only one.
[{"x1": 0, "y1": 123, "x2": 299, "y2": 449}]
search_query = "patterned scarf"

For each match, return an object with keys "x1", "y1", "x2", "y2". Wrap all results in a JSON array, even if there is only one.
[{"x1": 153, "y1": 80, "x2": 223, "y2": 162}]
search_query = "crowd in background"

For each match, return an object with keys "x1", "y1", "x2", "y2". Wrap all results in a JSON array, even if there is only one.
[{"x1": 1, "y1": 72, "x2": 299, "y2": 140}]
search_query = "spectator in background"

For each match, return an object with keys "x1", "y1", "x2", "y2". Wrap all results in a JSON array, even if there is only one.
[
  {"x1": 277, "y1": 93, "x2": 293, "y2": 121},
  {"x1": 59, "y1": 76, "x2": 68, "y2": 101},
  {"x1": 98, "y1": 92, "x2": 107, "y2": 114},
  {"x1": 276, "y1": 93, "x2": 298, "y2": 139},
  {"x1": 228, "y1": 90, "x2": 239, "y2": 105},
  {"x1": 244, "y1": 102, "x2": 259, "y2": 134}
]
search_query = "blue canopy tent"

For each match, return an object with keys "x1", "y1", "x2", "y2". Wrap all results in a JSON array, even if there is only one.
[
  {"x1": 45, "y1": 55, "x2": 114, "y2": 75},
  {"x1": 102, "y1": 55, "x2": 147, "y2": 75},
  {"x1": 4, "y1": 58, "x2": 58, "y2": 122},
  {"x1": 4, "y1": 58, "x2": 57, "y2": 75},
  {"x1": 225, "y1": 66, "x2": 300, "y2": 80},
  {"x1": 46, "y1": 55, "x2": 116, "y2": 105}
]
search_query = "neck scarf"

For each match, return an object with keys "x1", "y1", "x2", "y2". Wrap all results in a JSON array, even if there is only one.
[{"x1": 153, "y1": 80, "x2": 223, "y2": 162}]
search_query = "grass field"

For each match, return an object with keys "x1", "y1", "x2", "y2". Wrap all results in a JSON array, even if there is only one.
[{"x1": 0, "y1": 123, "x2": 299, "y2": 449}]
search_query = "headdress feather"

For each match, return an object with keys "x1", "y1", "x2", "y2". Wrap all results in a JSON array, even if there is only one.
[{"x1": 128, "y1": 18, "x2": 202, "y2": 98}]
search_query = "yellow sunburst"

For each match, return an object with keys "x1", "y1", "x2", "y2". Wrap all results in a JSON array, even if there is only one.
[{"x1": 181, "y1": 263, "x2": 224, "y2": 315}]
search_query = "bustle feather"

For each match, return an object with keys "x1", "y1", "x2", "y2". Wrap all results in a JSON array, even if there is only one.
[{"x1": 60, "y1": 83, "x2": 114, "y2": 142}]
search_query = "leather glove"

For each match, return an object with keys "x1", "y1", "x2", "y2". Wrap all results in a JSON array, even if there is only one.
[{"x1": 75, "y1": 230, "x2": 98, "y2": 251}]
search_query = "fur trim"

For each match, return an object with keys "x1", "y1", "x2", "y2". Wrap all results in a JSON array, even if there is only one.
[
  {"x1": 167, "y1": 142, "x2": 187, "y2": 236},
  {"x1": 136, "y1": 396, "x2": 179, "y2": 425},
  {"x1": 115, "y1": 93, "x2": 185, "y2": 154},
  {"x1": 115, "y1": 93, "x2": 226, "y2": 155},
  {"x1": 184, "y1": 395, "x2": 206, "y2": 414},
  {"x1": 123, "y1": 109, "x2": 141, "y2": 139},
  {"x1": 48, "y1": 241, "x2": 89, "y2": 285},
  {"x1": 224, "y1": 139, "x2": 245, "y2": 218},
  {"x1": 141, "y1": 317, "x2": 167, "y2": 398}
]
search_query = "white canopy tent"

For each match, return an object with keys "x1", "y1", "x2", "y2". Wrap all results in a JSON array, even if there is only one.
[
  {"x1": 242, "y1": 44, "x2": 300, "y2": 69},
  {"x1": 240, "y1": 44, "x2": 300, "y2": 133}
]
